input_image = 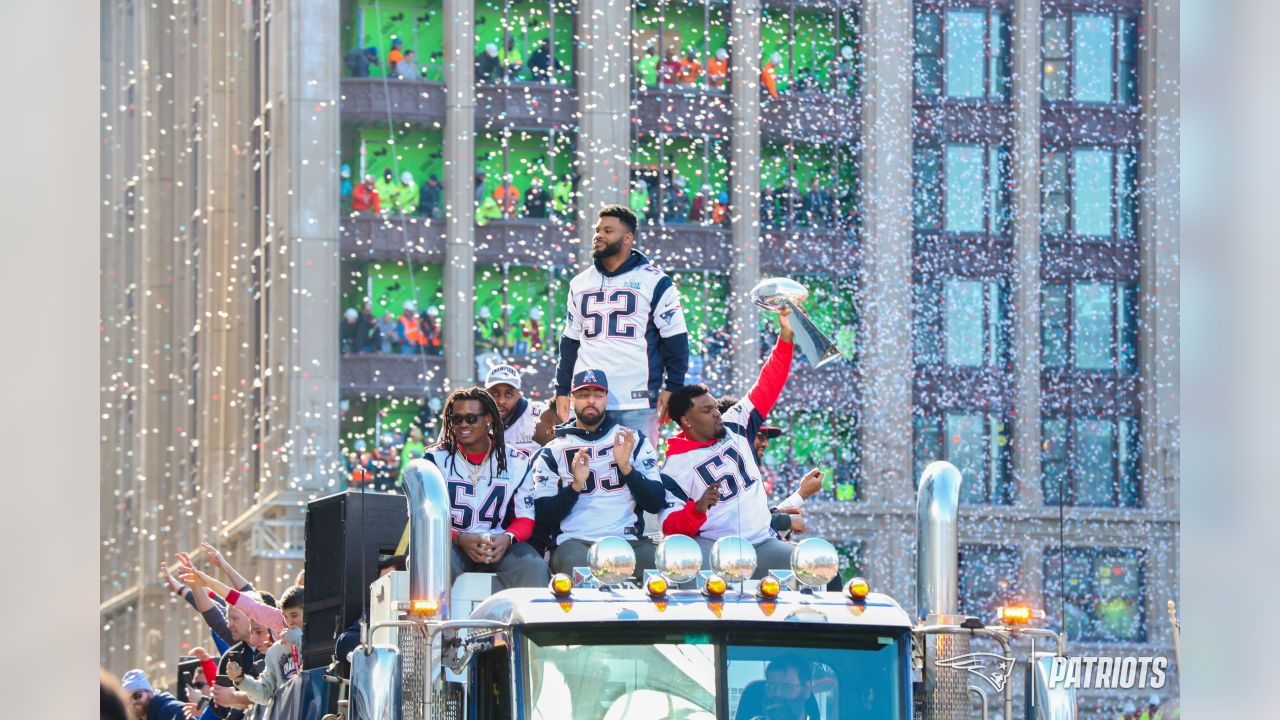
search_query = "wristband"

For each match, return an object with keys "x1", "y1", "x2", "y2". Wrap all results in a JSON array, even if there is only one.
[{"x1": 504, "y1": 532, "x2": 517, "y2": 545}]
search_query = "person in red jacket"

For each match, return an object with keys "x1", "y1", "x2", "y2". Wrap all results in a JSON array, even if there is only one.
[{"x1": 351, "y1": 174, "x2": 380, "y2": 214}]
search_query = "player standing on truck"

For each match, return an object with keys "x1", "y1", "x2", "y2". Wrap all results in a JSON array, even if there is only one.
[{"x1": 554, "y1": 205, "x2": 690, "y2": 442}]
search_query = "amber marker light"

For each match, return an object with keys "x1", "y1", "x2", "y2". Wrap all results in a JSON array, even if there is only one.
[
  {"x1": 704, "y1": 574, "x2": 728, "y2": 597},
  {"x1": 845, "y1": 577, "x2": 870, "y2": 601},
  {"x1": 996, "y1": 604, "x2": 1042, "y2": 626},
  {"x1": 646, "y1": 575, "x2": 670, "y2": 597},
  {"x1": 758, "y1": 575, "x2": 782, "y2": 599},
  {"x1": 550, "y1": 574, "x2": 573, "y2": 597},
  {"x1": 410, "y1": 599, "x2": 440, "y2": 617}
]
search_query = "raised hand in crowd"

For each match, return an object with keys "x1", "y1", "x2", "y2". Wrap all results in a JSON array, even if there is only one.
[
  {"x1": 201, "y1": 541, "x2": 252, "y2": 591},
  {"x1": 160, "y1": 561, "x2": 186, "y2": 596},
  {"x1": 612, "y1": 428, "x2": 636, "y2": 474}
]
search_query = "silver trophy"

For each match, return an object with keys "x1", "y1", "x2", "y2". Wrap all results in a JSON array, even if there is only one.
[{"x1": 750, "y1": 277, "x2": 842, "y2": 368}]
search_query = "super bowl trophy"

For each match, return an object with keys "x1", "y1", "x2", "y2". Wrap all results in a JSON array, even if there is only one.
[{"x1": 750, "y1": 277, "x2": 842, "y2": 368}]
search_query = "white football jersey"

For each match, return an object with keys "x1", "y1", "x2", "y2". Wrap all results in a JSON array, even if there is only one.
[
  {"x1": 422, "y1": 444, "x2": 535, "y2": 533},
  {"x1": 559, "y1": 251, "x2": 688, "y2": 410},
  {"x1": 530, "y1": 419, "x2": 664, "y2": 545},
  {"x1": 659, "y1": 397, "x2": 774, "y2": 543},
  {"x1": 503, "y1": 397, "x2": 548, "y2": 456}
]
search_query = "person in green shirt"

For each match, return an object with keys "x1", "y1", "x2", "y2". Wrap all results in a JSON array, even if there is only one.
[
  {"x1": 629, "y1": 180, "x2": 650, "y2": 221},
  {"x1": 636, "y1": 46, "x2": 659, "y2": 90},
  {"x1": 476, "y1": 194, "x2": 503, "y2": 226},
  {"x1": 394, "y1": 171, "x2": 420, "y2": 215},
  {"x1": 374, "y1": 168, "x2": 399, "y2": 215},
  {"x1": 397, "y1": 425, "x2": 427, "y2": 487},
  {"x1": 551, "y1": 176, "x2": 573, "y2": 219}
]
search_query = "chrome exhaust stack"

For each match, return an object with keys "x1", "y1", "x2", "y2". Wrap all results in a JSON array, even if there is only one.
[
  {"x1": 402, "y1": 458, "x2": 452, "y2": 619},
  {"x1": 915, "y1": 460, "x2": 969, "y2": 720}
]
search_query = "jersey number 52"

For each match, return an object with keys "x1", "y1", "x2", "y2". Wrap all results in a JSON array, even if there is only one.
[{"x1": 580, "y1": 289, "x2": 640, "y2": 339}]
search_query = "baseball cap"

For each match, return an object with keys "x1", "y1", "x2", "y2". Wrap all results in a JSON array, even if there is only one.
[
  {"x1": 121, "y1": 669, "x2": 152, "y2": 694},
  {"x1": 760, "y1": 426, "x2": 784, "y2": 439},
  {"x1": 484, "y1": 364, "x2": 522, "y2": 391},
  {"x1": 571, "y1": 369, "x2": 608, "y2": 393}
]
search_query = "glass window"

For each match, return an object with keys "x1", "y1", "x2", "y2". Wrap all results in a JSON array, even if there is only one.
[
  {"x1": 1041, "y1": 150, "x2": 1069, "y2": 235},
  {"x1": 945, "y1": 9, "x2": 986, "y2": 99},
  {"x1": 945, "y1": 145, "x2": 984, "y2": 232},
  {"x1": 913, "y1": 280, "x2": 941, "y2": 366},
  {"x1": 1042, "y1": 16, "x2": 1070, "y2": 100},
  {"x1": 1118, "y1": 16, "x2": 1140, "y2": 106},
  {"x1": 1041, "y1": 415, "x2": 1141, "y2": 507},
  {"x1": 989, "y1": 145, "x2": 1011, "y2": 236},
  {"x1": 1119, "y1": 284, "x2": 1139, "y2": 372},
  {"x1": 990, "y1": 11, "x2": 1012, "y2": 100},
  {"x1": 913, "y1": 415, "x2": 942, "y2": 487},
  {"x1": 1072, "y1": 282, "x2": 1113, "y2": 370},
  {"x1": 916, "y1": 412, "x2": 1010, "y2": 503},
  {"x1": 959, "y1": 546, "x2": 1020, "y2": 621},
  {"x1": 1041, "y1": 284, "x2": 1068, "y2": 368},
  {"x1": 947, "y1": 413, "x2": 986, "y2": 503},
  {"x1": 945, "y1": 280, "x2": 984, "y2": 366},
  {"x1": 1045, "y1": 549, "x2": 1145, "y2": 642},
  {"x1": 914, "y1": 146, "x2": 942, "y2": 230},
  {"x1": 914, "y1": 11, "x2": 942, "y2": 96},
  {"x1": 1073, "y1": 14, "x2": 1114, "y2": 103},
  {"x1": 1119, "y1": 148, "x2": 1139, "y2": 240},
  {"x1": 1072, "y1": 148, "x2": 1114, "y2": 237}
]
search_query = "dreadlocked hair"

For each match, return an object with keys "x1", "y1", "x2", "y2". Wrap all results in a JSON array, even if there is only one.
[{"x1": 433, "y1": 386, "x2": 508, "y2": 474}]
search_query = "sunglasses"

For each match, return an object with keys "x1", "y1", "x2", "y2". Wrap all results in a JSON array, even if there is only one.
[
  {"x1": 131, "y1": 691, "x2": 147, "y2": 701},
  {"x1": 449, "y1": 413, "x2": 484, "y2": 425},
  {"x1": 190, "y1": 681, "x2": 207, "y2": 689}
]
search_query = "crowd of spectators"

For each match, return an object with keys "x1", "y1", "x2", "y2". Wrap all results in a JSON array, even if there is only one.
[
  {"x1": 107, "y1": 543, "x2": 307, "y2": 719},
  {"x1": 633, "y1": 45, "x2": 857, "y2": 99},
  {"x1": 340, "y1": 300, "x2": 546, "y2": 360},
  {"x1": 629, "y1": 172, "x2": 731, "y2": 226},
  {"x1": 762, "y1": 178, "x2": 857, "y2": 230}
]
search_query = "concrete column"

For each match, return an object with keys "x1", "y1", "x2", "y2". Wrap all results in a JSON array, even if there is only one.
[
  {"x1": 575, "y1": 0, "x2": 632, "y2": 260},
  {"x1": 1138, "y1": 0, "x2": 1179, "y2": 513},
  {"x1": 444, "y1": 0, "x2": 477, "y2": 388},
  {"x1": 1010, "y1": 0, "x2": 1044, "y2": 506},
  {"x1": 857, "y1": 0, "x2": 914, "y2": 502},
  {"x1": 257, "y1": 0, "x2": 342, "y2": 497},
  {"x1": 729, "y1": 0, "x2": 762, "y2": 386}
]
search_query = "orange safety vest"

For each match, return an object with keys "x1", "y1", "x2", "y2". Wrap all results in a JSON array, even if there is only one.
[
  {"x1": 400, "y1": 314, "x2": 426, "y2": 345},
  {"x1": 762, "y1": 62, "x2": 779, "y2": 98},
  {"x1": 712, "y1": 202, "x2": 729, "y2": 224},
  {"x1": 707, "y1": 58, "x2": 728, "y2": 87},
  {"x1": 676, "y1": 58, "x2": 702, "y2": 83},
  {"x1": 492, "y1": 184, "x2": 522, "y2": 215}
]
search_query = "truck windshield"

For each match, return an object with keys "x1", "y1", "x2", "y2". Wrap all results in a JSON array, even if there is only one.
[{"x1": 523, "y1": 625, "x2": 904, "y2": 720}]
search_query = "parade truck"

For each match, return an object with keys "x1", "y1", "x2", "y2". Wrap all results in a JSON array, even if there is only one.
[{"x1": 328, "y1": 459, "x2": 1076, "y2": 720}]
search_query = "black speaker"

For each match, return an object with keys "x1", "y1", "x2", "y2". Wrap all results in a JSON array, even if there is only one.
[{"x1": 301, "y1": 490, "x2": 408, "y2": 670}]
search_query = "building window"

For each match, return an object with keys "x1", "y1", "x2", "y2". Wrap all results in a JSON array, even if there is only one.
[
  {"x1": 1042, "y1": 415, "x2": 1140, "y2": 507},
  {"x1": 476, "y1": 0, "x2": 576, "y2": 85},
  {"x1": 760, "y1": 2, "x2": 860, "y2": 98},
  {"x1": 1041, "y1": 147, "x2": 1138, "y2": 240},
  {"x1": 761, "y1": 140, "x2": 859, "y2": 231},
  {"x1": 1041, "y1": 11, "x2": 1140, "y2": 106},
  {"x1": 916, "y1": 277, "x2": 1009, "y2": 368},
  {"x1": 1041, "y1": 281, "x2": 1138, "y2": 372},
  {"x1": 633, "y1": 0, "x2": 734, "y2": 93},
  {"x1": 476, "y1": 128, "x2": 574, "y2": 220},
  {"x1": 1044, "y1": 548, "x2": 1145, "y2": 642},
  {"x1": 916, "y1": 143, "x2": 1010, "y2": 234},
  {"x1": 913, "y1": 412, "x2": 1011, "y2": 504},
  {"x1": 915, "y1": 7, "x2": 1011, "y2": 101},
  {"x1": 959, "y1": 546, "x2": 1021, "y2": 622},
  {"x1": 763, "y1": 408, "x2": 859, "y2": 502}
]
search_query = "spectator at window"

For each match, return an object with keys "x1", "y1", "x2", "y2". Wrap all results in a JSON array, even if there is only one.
[
  {"x1": 707, "y1": 48, "x2": 729, "y2": 90},
  {"x1": 492, "y1": 178, "x2": 523, "y2": 218},
  {"x1": 474, "y1": 169, "x2": 488, "y2": 205},
  {"x1": 371, "y1": 434, "x2": 402, "y2": 491},
  {"x1": 636, "y1": 46, "x2": 659, "y2": 90},
  {"x1": 762, "y1": 52, "x2": 784, "y2": 99},
  {"x1": 352, "y1": 174, "x2": 379, "y2": 214},
  {"x1": 762, "y1": 185, "x2": 779, "y2": 226},
  {"x1": 359, "y1": 302, "x2": 380, "y2": 352},
  {"x1": 347, "y1": 439, "x2": 374, "y2": 486},
  {"x1": 552, "y1": 175, "x2": 574, "y2": 220},
  {"x1": 659, "y1": 49, "x2": 682, "y2": 86},
  {"x1": 394, "y1": 170, "x2": 420, "y2": 215},
  {"x1": 713, "y1": 192, "x2": 730, "y2": 226},
  {"x1": 388, "y1": 38, "x2": 404, "y2": 74},
  {"x1": 344, "y1": 46, "x2": 378, "y2": 77},
  {"x1": 527, "y1": 39, "x2": 564, "y2": 83},
  {"x1": 396, "y1": 49, "x2": 420, "y2": 80},
  {"x1": 525, "y1": 177, "x2": 549, "y2": 218},
  {"x1": 802, "y1": 179, "x2": 832, "y2": 227},
  {"x1": 523, "y1": 305, "x2": 545, "y2": 355},
  {"x1": 374, "y1": 168, "x2": 399, "y2": 214},
  {"x1": 676, "y1": 50, "x2": 702, "y2": 86},
  {"x1": 690, "y1": 184, "x2": 711, "y2": 224},
  {"x1": 476, "y1": 194, "x2": 503, "y2": 226},
  {"x1": 340, "y1": 308, "x2": 361, "y2": 354},
  {"x1": 398, "y1": 301, "x2": 425, "y2": 354},
  {"x1": 377, "y1": 312, "x2": 398, "y2": 353},
  {"x1": 665, "y1": 175, "x2": 690, "y2": 222},
  {"x1": 476, "y1": 43, "x2": 500, "y2": 83},
  {"x1": 419, "y1": 306, "x2": 443, "y2": 356},
  {"x1": 418, "y1": 174, "x2": 442, "y2": 219},
  {"x1": 339, "y1": 164, "x2": 352, "y2": 203},
  {"x1": 835, "y1": 45, "x2": 856, "y2": 96},
  {"x1": 793, "y1": 66, "x2": 818, "y2": 93},
  {"x1": 629, "y1": 179, "x2": 650, "y2": 221},
  {"x1": 500, "y1": 34, "x2": 524, "y2": 81},
  {"x1": 397, "y1": 425, "x2": 428, "y2": 487},
  {"x1": 475, "y1": 305, "x2": 501, "y2": 354}
]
